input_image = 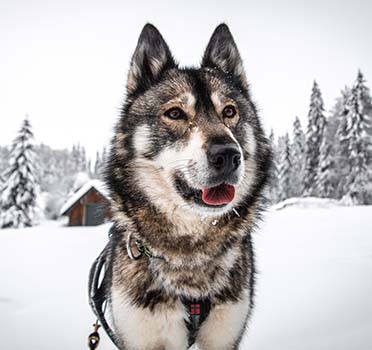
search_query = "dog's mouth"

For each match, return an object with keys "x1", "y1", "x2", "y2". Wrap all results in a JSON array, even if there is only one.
[
  {"x1": 174, "y1": 174, "x2": 235, "y2": 207},
  {"x1": 202, "y1": 184, "x2": 235, "y2": 205}
]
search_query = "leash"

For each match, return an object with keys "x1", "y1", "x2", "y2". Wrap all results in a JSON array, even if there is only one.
[
  {"x1": 88, "y1": 227, "x2": 122, "y2": 350},
  {"x1": 87, "y1": 225, "x2": 211, "y2": 349}
]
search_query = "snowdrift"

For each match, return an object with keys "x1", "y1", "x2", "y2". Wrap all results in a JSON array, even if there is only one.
[{"x1": 272, "y1": 196, "x2": 343, "y2": 210}]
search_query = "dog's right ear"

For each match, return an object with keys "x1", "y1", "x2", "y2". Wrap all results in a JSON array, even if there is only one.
[{"x1": 127, "y1": 24, "x2": 176, "y2": 96}]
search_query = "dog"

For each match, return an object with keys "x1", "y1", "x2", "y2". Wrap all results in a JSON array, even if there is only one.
[{"x1": 104, "y1": 23, "x2": 271, "y2": 350}]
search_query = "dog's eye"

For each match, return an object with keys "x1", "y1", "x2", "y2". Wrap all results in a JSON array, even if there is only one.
[
  {"x1": 222, "y1": 105, "x2": 237, "y2": 118},
  {"x1": 164, "y1": 107, "x2": 186, "y2": 120}
]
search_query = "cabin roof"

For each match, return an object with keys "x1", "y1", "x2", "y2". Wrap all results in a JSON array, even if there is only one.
[{"x1": 60, "y1": 180, "x2": 110, "y2": 216}]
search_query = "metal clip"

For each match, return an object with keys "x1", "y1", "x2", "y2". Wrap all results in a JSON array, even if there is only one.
[
  {"x1": 88, "y1": 321, "x2": 101, "y2": 350},
  {"x1": 126, "y1": 232, "x2": 143, "y2": 260}
]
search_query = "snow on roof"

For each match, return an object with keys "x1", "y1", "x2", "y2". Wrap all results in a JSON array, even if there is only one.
[{"x1": 59, "y1": 180, "x2": 110, "y2": 216}]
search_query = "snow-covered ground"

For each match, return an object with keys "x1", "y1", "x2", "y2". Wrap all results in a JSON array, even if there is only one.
[{"x1": 1, "y1": 202, "x2": 371, "y2": 350}]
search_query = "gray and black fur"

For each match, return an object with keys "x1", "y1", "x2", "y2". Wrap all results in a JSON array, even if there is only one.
[{"x1": 105, "y1": 23, "x2": 271, "y2": 350}]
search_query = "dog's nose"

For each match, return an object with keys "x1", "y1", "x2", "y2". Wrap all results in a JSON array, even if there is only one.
[{"x1": 207, "y1": 143, "x2": 241, "y2": 174}]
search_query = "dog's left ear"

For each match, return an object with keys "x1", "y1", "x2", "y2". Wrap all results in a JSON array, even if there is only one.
[
  {"x1": 202, "y1": 24, "x2": 247, "y2": 89},
  {"x1": 127, "y1": 23, "x2": 177, "y2": 95}
]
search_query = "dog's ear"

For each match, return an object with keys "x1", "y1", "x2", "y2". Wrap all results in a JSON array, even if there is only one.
[
  {"x1": 127, "y1": 23, "x2": 176, "y2": 95},
  {"x1": 202, "y1": 24, "x2": 247, "y2": 89}
]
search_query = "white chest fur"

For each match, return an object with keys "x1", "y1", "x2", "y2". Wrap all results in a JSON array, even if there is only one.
[
  {"x1": 110, "y1": 287, "x2": 251, "y2": 350},
  {"x1": 111, "y1": 288, "x2": 189, "y2": 350}
]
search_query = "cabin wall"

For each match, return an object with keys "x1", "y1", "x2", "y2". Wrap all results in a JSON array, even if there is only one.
[
  {"x1": 69, "y1": 204, "x2": 83, "y2": 226},
  {"x1": 67, "y1": 188, "x2": 111, "y2": 226}
]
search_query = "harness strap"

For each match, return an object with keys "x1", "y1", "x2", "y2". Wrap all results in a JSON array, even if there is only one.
[{"x1": 183, "y1": 298, "x2": 212, "y2": 347}]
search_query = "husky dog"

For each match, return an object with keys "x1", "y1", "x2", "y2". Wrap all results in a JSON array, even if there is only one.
[{"x1": 104, "y1": 23, "x2": 271, "y2": 350}]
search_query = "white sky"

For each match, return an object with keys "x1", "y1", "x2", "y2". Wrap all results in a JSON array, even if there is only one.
[{"x1": 1, "y1": 0, "x2": 371, "y2": 159}]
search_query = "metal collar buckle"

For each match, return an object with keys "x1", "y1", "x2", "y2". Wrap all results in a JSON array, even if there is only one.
[
  {"x1": 126, "y1": 232, "x2": 143, "y2": 260},
  {"x1": 126, "y1": 232, "x2": 161, "y2": 260}
]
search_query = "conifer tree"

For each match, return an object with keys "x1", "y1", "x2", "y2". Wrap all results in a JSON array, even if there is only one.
[
  {"x1": 330, "y1": 87, "x2": 352, "y2": 198},
  {"x1": 304, "y1": 81, "x2": 326, "y2": 196},
  {"x1": 0, "y1": 118, "x2": 39, "y2": 228},
  {"x1": 93, "y1": 147, "x2": 108, "y2": 180},
  {"x1": 71, "y1": 143, "x2": 88, "y2": 173},
  {"x1": 0, "y1": 146, "x2": 9, "y2": 175},
  {"x1": 0, "y1": 174, "x2": 4, "y2": 192},
  {"x1": 342, "y1": 71, "x2": 372, "y2": 204},
  {"x1": 316, "y1": 124, "x2": 334, "y2": 198},
  {"x1": 94, "y1": 151, "x2": 101, "y2": 177},
  {"x1": 267, "y1": 129, "x2": 279, "y2": 203},
  {"x1": 291, "y1": 116, "x2": 306, "y2": 197},
  {"x1": 278, "y1": 133, "x2": 292, "y2": 201}
]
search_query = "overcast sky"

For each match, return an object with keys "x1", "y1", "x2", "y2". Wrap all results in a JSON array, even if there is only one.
[{"x1": 1, "y1": 0, "x2": 371, "y2": 158}]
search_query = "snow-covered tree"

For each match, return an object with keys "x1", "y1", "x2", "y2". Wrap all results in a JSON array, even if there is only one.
[
  {"x1": 304, "y1": 81, "x2": 326, "y2": 196},
  {"x1": 93, "y1": 147, "x2": 107, "y2": 179},
  {"x1": 316, "y1": 124, "x2": 334, "y2": 198},
  {"x1": 267, "y1": 129, "x2": 280, "y2": 203},
  {"x1": 0, "y1": 173, "x2": 4, "y2": 192},
  {"x1": 0, "y1": 118, "x2": 40, "y2": 228},
  {"x1": 0, "y1": 146, "x2": 9, "y2": 175},
  {"x1": 71, "y1": 143, "x2": 88, "y2": 174},
  {"x1": 278, "y1": 133, "x2": 292, "y2": 201},
  {"x1": 341, "y1": 71, "x2": 372, "y2": 204},
  {"x1": 328, "y1": 87, "x2": 351, "y2": 199},
  {"x1": 94, "y1": 151, "x2": 101, "y2": 177},
  {"x1": 290, "y1": 116, "x2": 306, "y2": 197}
]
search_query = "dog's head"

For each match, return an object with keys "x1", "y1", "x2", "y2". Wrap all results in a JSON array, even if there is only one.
[{"x1": 108, "y1": 24, "x2": 270, "y2": 219}]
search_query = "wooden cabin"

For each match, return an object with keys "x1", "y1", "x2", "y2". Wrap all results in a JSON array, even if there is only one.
[{"x1": 60, "y1": 180, "x2": 111, "y2": 226}]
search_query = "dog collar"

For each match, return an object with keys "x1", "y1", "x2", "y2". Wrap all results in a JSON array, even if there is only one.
[{"x1": 126, "y1": 231, "x2": 163, "y2": 260}]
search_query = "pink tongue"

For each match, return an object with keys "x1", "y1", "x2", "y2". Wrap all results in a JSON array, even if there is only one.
[{"x1": 202, "y1": 184, "x2": 235, "y2": 205}]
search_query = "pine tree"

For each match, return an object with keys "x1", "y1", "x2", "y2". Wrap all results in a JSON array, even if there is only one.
[
  {"x1": 355, "y1": 71, "x2": 372, "y2": 166},
  {"x1": 101, "y1": 147, "x2": 107, "y2": 172},
  {"x1": 291, "y1": 116, "x2": 306, "y2": 197},
  {"x1": 304, "y1": 81, "x2": 326, "y2": 196},
  {"x1": 278, "y1": 133, "x2": 292, "y2": 201},
  {"x1": 342, "y1": 71, "x2": 372, "y2": 204},
  {"x1": 0, "y1": 174, "x2": 4, "y2": 192},
  {"x1": 331, "y1": 87, "x2": 352, "y2": 198},
  {"x1": 0, "y1": 146, "x2": 9, "y2": 175},
  {"x1": 80, "y1": 145, "x2": 88, "y2": 172},
  {"x1": 316, "y1": 123, "x2": 334, "y2": 197},
  {"x1": 267, "y1": 129, "x2": 279, "y2": 203},
  {"x1": 94, "y1": 151, "x2": 101, "y2": 177},
  {"x1": 0, "y1": 118, "x2": 39, "y2": 228},
  {"x1": 93, "y1": 147, "x2": 107, "y2": 180},
  {"x1": 87, "y1": 158, "x2": 92, "y2": 177},
  {"x1": 71, "y1": 143, "x2": 88, "y2": 174}
]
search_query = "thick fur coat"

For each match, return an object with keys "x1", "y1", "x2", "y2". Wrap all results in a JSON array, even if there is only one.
[{"x1": 104, "y1": 23, "x2": 271, "y2": 350}]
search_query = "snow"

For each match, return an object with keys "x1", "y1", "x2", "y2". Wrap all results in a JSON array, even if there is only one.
[
  {"x1": 243, "y1": 204, "x2": 372, "y2": 350},
  {"x1": 272, "y1": 197, "x2": 342, "y2": 210},
  {"x1": 59, "y1": 180, "x2": 109, "y2": 216},
  {"x1": 1, "y1": 203, "x2": 372, "y2": 350}
]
